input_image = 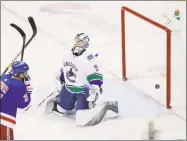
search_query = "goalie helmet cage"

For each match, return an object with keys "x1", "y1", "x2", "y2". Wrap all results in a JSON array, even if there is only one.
[{"x1": 121, "y1": 6, "x2": 172, "y2": 109}]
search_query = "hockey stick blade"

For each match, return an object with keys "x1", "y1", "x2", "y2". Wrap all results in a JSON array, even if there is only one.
[
  {"x1": 10, "y1": 23, "x2": 26, "y2": 38},
  {"x1": 24, "y1": 16, "x2": 37, "y2": 47},
  {"x1": 28, "y1": 16, "x2": 37, "y2": 34}
]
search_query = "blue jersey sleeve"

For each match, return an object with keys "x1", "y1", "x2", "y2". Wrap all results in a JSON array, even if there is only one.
[{"x1": 13, "y1": 83, "x2": 31, "y2": 109}]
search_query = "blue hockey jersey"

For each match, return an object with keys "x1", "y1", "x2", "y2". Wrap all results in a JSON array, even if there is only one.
[{"x1": 0, "y1": 74, "x2": 31, "y2": 129}]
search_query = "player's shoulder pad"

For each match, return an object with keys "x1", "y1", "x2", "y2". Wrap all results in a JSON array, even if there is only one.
[{"x1": 87, "y1": 53, "x2": 98, "y2": 61}]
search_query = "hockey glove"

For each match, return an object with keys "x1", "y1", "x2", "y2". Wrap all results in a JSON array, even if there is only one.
[
  {"x1": 84, "y1": 84, "x2": 102, "y2": 109},
  {"x1": 84, "y1": 84, "x2": 101, "y2": 101},
  {"x1": 24, "y1": 74, "x2": 33, "y2": 95}
]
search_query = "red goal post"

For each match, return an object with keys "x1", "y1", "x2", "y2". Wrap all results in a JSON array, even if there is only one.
[{"x1": 121, "y1": 6, "x2": 172, "y2": 109}]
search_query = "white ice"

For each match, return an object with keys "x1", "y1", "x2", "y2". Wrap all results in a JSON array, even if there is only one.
[{"x1": 1, "y1": 1, "x2": 186, "y2": 140}]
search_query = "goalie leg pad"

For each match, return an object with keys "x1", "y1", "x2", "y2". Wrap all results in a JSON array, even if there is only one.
[
  {"x1": 44, "y1": 97, "x2": 56, "y2": 114},
  {"x1": 44, "y1": 92, "x2": 59, "y2": 114},
  {"x1": 76, "y1": 101, "x2": 119, "y2": 127}
]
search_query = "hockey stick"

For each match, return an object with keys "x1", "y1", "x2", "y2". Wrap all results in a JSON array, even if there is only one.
[
  {"x1": 10, "y1": 23, "x2": 26, "y2": 61},
  {"x1": 24, "y1": 90, "x2": 58, "y2": 112},
  {"x1": 37, "y1": 91, "x2": 57, "y2": 107},
  {"x1": 1, "y1": 16, "x2": 37, "y2": 75}
]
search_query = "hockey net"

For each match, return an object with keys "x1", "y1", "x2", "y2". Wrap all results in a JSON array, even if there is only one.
[{"x1": 121, "y1": 6, "x2": 172, "y2": 109}]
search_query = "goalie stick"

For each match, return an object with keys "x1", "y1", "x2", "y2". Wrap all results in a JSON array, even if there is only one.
[{"x1": 1, "y1": 16, "x2": 37, "y2": 75}]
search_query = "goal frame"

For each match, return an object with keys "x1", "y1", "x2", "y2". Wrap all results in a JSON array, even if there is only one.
[{"x1": 121, "y1": 6, "x2": 172, "y2": 109}]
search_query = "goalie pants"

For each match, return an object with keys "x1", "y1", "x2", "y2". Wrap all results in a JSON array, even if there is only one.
[
  {"x1": 57, "y1": 86, "x2": 89, "y2": 111},
  {"x1": 0, "y1": 124, "x2": 14, "y2": 140}
]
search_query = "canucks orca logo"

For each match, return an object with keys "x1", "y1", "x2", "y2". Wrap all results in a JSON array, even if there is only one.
[{"x1": 66, "y1": 68, "x2": 76, "y2": 83}]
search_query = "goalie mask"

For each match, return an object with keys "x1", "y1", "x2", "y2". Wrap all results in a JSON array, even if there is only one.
[{"x1": 72, "y1": 33, "x2": 89, "y2": 56}]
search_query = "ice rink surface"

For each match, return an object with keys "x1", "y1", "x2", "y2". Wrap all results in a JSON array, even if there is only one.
[{"x1": 1, "y1": 1, "x2": 186, "y2": 140}]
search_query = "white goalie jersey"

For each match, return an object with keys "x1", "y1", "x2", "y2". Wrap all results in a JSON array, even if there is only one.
[{"x1": 56, "y1": 50, "x2": 103, "y2": 94}]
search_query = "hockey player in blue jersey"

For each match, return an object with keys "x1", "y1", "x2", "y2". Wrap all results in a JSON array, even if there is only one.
[
  {"x1": 45, "y1": 33, "x2": 103, "y2": 116},
  {"x1": 0, "y1": 61, "x2": 33, "y2": 140}
]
